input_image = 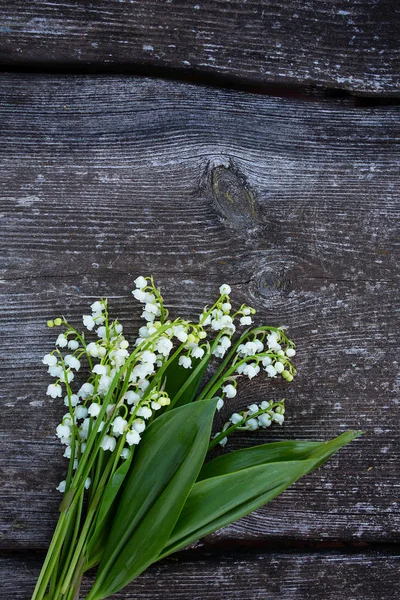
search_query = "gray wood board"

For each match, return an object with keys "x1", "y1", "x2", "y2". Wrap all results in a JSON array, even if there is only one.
[
  {"x1": 0, "y1": 75, "x2": 399, "y2": 550},
  {"x1": 2, "y1": 550, "x2": 400, "y2": 600},
  {"x1": 0, "y1": 1, "x2": 399, "y2": 94}
]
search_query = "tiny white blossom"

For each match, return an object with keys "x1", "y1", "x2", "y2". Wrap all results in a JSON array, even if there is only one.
[
  {"x1": 125, "y1": 390, "x2": 141, "y2": 405},
  {"x1": 220, "y1": 336, "x2": 232, "y2": 350},
  {"x1": 248, "y1": 403, "x2": 259, "y2": 415},
  {"x1": 112, "y1": 416, "x2": 128, "y2": 436},
  {"x1": 90, "y1": 301, "x2": 104, "y2": 313},
  {"x1": 92, "y1": 312, "x2": 105, "y2": 325},
  {"x1": 173, "y1": 325, "x2": 188, "y2": 343},
  {"x1": 240, "y1": 316, "x2": 252, "y2": 326},
  {"x1": 126, "y1": 429, "x2": 141, "y2": 446},
  {"x1": 212, "y1": 345, "x2": 225, "y2": 358},
  {"x1": 84, "y1": 477, "x2": 91, "y2": 489},
  {"x1": 141, "y1": 350, "x2": 157, "y2": 364},
  {"x1": 63, "y1": 446, "x2": 72, "y2": 459},
  {"x1": 138, "y1": 379, "x2": 150, "y2": 391},
  {"x1": 64, "y1": 355, "x2": 81, "y2": 371},
  {"x1": 230, "y1": 413, "x2": 243, "y2": 425},
  {"x1": 267, "y1": 332, "x2": 281, "y2": 351},
  {"x1": 254, "y1": 339, "x2": 264, "y2": 353},
  {"x1": 93, "y1": 364, "x2": 107, "y2": 375},
  {"x1": 56, "y1": 480, "x2": 66, "y2": 493},
  {"x1": 59, "y1": 370, "x2": 74, "y2": 384},
  {"x1": 274, "y1": 361, "x2": 285, "y2": 373},
  {"x1": 86, "y1": 342, "x2": 99, "y2": 357},
  {"x1": 68, "y1": 339, "x2": 79, "y2": 350},
  {"x1": 77, "y1": 382, "x2": 95, "y2": 399},
  {"x1": 134, "y1": 276, "x2": 147, "y2": 290},
  {"x1": 245, "y1": 363, "x2": 260, "y2": 379},
  {"x1": 145, "y1": 302, "x2": 160, "y2": 316},
  {"x1": 56, "y1": 424, "x2": 71, "y2": 439},
  {"x1": 98, "y1": 375, "x2": 113, "y2": 396},
  {"x1": 151, "y1": 401, "x2": 162, "y2": 410},
  {"x1": 219, "y1": 284, "x2": 231, "y2": 295},
  {"x1": 273, "y1": 413, "x2": 285, "y2": 425},
  {"x1": 56, "y1": 334, "x2": 68, "y2": 348},
  {"x1": 97, "y1": 326, "x2": 107, "y2": 339},
  {"x1": 191, "y1": 345, "x2": 205, "y2": 359},
  {"x1": 265, "y1": 365, "x2": 277, "y2": 378},
  {"x1": 75, "y1": 406, "x2": 88, "y2": 420},
  {"x1": 178, "y1": 355, "x2": 192, "y2": 369},
  {"x1": 111, "y1": 348, "x2": 129, "y2": 367},
  {"x1": 262, "y1": 356, "x2": 272, "y2": 367},
  {"x1": 260, "y1": 400, "x2": 271, "y2": 410},
  {"x1": 88, "y1": 403, "x2": 101, "y2": 417},
  {"x1": 286, "y1": 348, "x2": 296, "y2": 358},
  {"x1": 222, "y1": 384, "x2": 237, "y2": 399},
  {"x1": 156, "y1": 336, "x2": 173, "y2": 357},
  {"x1": 64, "y1": 394, "x2": 80, "y2": 408},
  {"x1": 42, "y1": 354, "x2": 57, "y2": 366},
  {"x1": 244, "y1": 341, "x2": 258, "y2": 356},
  {"x1": 132, "y1": 419, "x2": 146, "y2": 433},
  {"x1": 83, "y1": 315, "x2": 95, "y2": 331},
  {"x1": 121, "y1": 448, "x2": 131, "y2": 460},
  {"x1": 247, "y1": 418, "x2": 259, "y2": 430},
  {"x1": 138, "y1": 325, "x2": 150, "y2": 338},
  {"x1": 258, "y1": 414, "x2": 272, "y2": 427},
  {"x1": 49, "y1": 365, "x2": 63, "y2": 378},
  {"x1": 137, "y1": 406, "x2": 152, "y2": 419},
  {"x1": 47, "y1": 383, "x2": 62, "y2": 398},
  {"x1": 222, "y1": 302, "x2": 232, "y2": 313},
  {"x1": 142, "y1": 310, "x2": 156, "y2": 322},
  {"x1": 219, "y1": 436, "x2": 228, "y2": 447},
  {"x1": 216, "y1": 398, "x2": 224, "y2": 411},
  {"x1": 101, "y1": 435, "x2": 117, "y2": 452},
  {"x1": 201, "y1": 314, "x2": 212, "y2": 326},
  {"x1": 242, "y1": 307, "x2": 252, "y2": 316},
  {"x1": 133, "y1": 289, "x2": 147, "y2": 302}
]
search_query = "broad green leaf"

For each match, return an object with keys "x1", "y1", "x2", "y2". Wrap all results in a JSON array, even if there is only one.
[
  {"x1": 198, "y1": 433, "x2": 360, "y2": 481},
  {"x1": 86, "y1": 398, "x2": 217, "y2": 600},
  {"x1": 160, "y1": 431, "x2": 362, "y2": 559}
]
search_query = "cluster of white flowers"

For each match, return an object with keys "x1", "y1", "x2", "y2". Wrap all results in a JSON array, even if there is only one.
[
  {"x1": 42, "y1": 277, "x2": 296, "y2": 492},
  {"x1": 235, "y1": 330, "x2": 295, "y2": 382},
  {"x1": 213, "y1": 400, "x2": 286, "y2": 447}
]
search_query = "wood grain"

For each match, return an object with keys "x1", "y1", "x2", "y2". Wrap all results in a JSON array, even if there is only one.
[
  {"x1": 2, "y1": 550, "x2": 400, "y2": 600},
  {"x1": 0, "y1": 75, "x2": 399, "y2": 551},
  {"x1": 0, "y1": 1, "x2": 399, "y2": 94}
]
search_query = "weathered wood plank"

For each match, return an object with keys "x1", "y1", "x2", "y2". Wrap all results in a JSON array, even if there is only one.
[
  {"x1": 2, "y1": 550, "x2": 400, "y2": 600},
  {"x1": 0, "y1": 1, "x2": 399, "y2": 94},
  {"x1": 0, "y1": 75, "x2": 399, "y2": 550}
]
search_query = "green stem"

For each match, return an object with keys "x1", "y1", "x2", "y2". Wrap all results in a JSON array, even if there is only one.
[{"x1": 57, "y1": 459, "x2": 115, "y2": 596}]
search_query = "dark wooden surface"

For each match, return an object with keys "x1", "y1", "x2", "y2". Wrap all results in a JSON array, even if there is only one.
[
  {"x1": 1, "y1": 1, "x2": 400, "y2": 596},
  {"x1": 2, "y1": 550, "x2": 400, "y2": 600},
  {"x1": 0, "y1": 0, "x2": 399, "y2": 94},
  {"x1": 1, "y1": 74, "x2": 399, "y2": 567}
]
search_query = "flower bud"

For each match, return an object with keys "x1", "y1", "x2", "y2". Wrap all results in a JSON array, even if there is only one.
[{"x1": 281, "y1": 370, "x2": 293, "y2": 382}]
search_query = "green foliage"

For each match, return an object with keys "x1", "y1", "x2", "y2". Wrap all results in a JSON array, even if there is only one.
[
  {"x1": 86, "y1": 399, "x2": 218, "y2": 600},
  {"x1": 159, "y1": 431, "x2": 362, "y2": 559}
]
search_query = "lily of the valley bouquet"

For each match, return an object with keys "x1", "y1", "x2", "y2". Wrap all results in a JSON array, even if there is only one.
[{"x1": 32, "y1": 277, "x2": 361, "y2": 600}]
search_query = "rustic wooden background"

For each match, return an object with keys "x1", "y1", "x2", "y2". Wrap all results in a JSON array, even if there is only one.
[{"x1": 1, "y1": 1, "x2": 399, "y2": 598}]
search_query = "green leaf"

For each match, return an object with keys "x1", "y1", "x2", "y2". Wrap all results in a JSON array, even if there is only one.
[
  {"x1": 159, "y1": 431, "x2": 362, "y2": 559},
  {"x1": 86, "y1": 398, "x2": 217, "y2": 600}
]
